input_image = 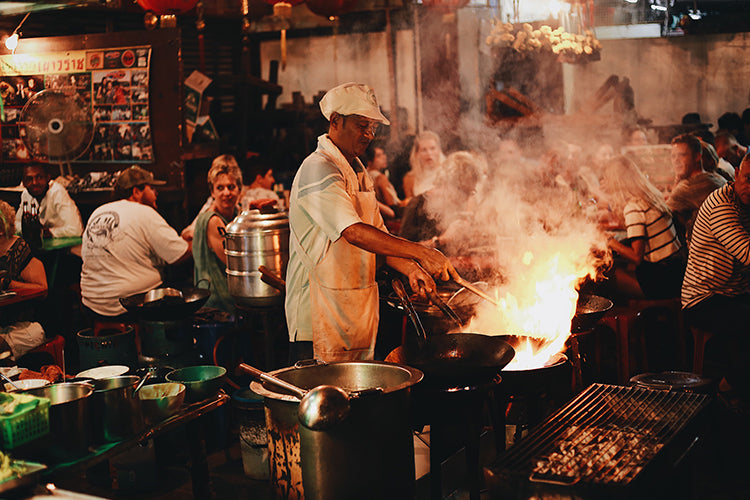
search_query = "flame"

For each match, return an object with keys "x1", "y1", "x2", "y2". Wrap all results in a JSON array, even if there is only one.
[{"x1": 465, "y1": 249, "x2": 596, "y2": 370}]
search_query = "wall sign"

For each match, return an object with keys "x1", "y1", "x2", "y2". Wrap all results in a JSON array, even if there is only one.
[{"x1": 0, "y1": 45, "x2": 153, "y2": 164}]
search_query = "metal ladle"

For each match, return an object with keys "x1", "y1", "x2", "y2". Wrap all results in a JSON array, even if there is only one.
[
  {"x1": 239, "y1": 363, "x2": 351, "y2": 430},
  {"x1": 0, "y1": 371, "x2": 21, "y2": 391}
]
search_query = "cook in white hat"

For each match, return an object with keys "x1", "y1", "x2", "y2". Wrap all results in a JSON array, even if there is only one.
[{"x1": 285, "y1": 82, "x2": 457, "y2": 364}]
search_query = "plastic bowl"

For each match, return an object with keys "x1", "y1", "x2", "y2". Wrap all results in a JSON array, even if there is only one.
[
  {"x1": 4, "y1": 378, "x2": 49, "y2": 392},
  {"x1": 166, "y1": 365, "x2": 226, "y2": 403},
  {"x1": 138, "y1": 382, "x2": 186, "y2": 424}
]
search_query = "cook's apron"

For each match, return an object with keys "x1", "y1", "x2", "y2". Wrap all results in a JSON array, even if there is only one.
[{"x1": 290, "y1": 151, "x2": 380, "y2": 362}]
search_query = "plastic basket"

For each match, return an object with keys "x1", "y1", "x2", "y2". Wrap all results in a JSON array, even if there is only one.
[{"x1": 0, "y1": 394, "x2": 51, "y2": 449}]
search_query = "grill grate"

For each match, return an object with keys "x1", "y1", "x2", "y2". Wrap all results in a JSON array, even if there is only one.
[{"x1": 495, "y1": 383, "x2": 710, "y2": 486}]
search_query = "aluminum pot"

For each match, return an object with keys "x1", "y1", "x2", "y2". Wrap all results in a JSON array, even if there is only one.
[
  {"x1": 250, "y1": 361, "x2": 423, "y2": 500},
  {"x1": 224, "y1": 209, "x2": 289, "y2": 307},
  {"x1": 90, "y1": 375, "x2": 144, "y2": 444},
  {"x1": 24, "y1": 382, "x2": 94, "y2": 462}
]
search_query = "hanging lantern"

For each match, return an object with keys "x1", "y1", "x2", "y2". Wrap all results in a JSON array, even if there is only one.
[
  {"x1": 136, "y1": 0, "x2": 198, "y2": 16},
  {"x1": 305, "y1": 0, "x2": 356, "y2": 19},
  {"x1": 263, "y1": 1, "x2": 304, "y2": 70}
]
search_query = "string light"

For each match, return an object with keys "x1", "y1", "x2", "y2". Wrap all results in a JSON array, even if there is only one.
[{"x1": 5, "y1": 12, "x2": 30, "y2": 54}]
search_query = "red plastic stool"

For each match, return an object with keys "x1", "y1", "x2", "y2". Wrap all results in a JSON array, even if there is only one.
[{"x1": 29, "y1": 335, "x2": 66, "y2": 374}]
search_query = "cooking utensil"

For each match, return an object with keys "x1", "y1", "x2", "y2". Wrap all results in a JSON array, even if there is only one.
[
  {"x1": 426, "y1": 288, "x2": 464, "y2": 330},
  {"x1": 389, "y1": 279, "x2": 515, "y2": 389},
  {"x1": 0, "y1": 372, "x2": 21, "y2": 391},
  {"x1": 143, "y1": 287, "x2": 183, "y2": 305},
  {"x1": 119, "y1": 287, "x2": 210, "y2": 321},
  {"x1": 258, "y1": 265, "x2": 286, "y2": 292},
  {"x1": 165, "y1": 365, "x2": 226, "y2": 403},
  {"x1": 239, "y1": 362, "x2": 353, "y2": 430},
  {"x1": 452, "y1": 274, "x2": 499, "y2": 306},
  {"x1": 132, "y1": 372, "x2": 152, "y2": 397},
  {"x1": 570, "y1": 294, "x2": 613, "y2": 333},
  {"x1": 137, "y1": 382, "x2": 186, "y2": 425}
]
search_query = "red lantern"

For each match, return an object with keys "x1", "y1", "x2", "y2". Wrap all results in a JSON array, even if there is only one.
[
  {"x1": 136, "y1": 0, "x2": 198, "y2": 15},
  {"x1": 305, "y1": 0, "x2": 356, "y2": 18}
]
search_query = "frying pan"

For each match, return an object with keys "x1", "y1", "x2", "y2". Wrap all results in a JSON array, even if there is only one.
[
  {"x1": 388, "y1": 280, "x2": 515, "y2": 390},
  {"x1": 571, "y1": 294, "x2": 613, "y2": 333},
  {"x1": 119, "y1": 287, "x2": 211, "y2": 321}
]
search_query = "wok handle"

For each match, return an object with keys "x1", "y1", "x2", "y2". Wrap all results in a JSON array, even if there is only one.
[
  {"x1": 238, "y1": 363, "x2": 306, "y2": 399},
  {"x1": 391, "y1": 279, "x2": 428, "y2": 341},
  {"x1": 258, "y1": 265, "x2": 286, "y2": 292}
]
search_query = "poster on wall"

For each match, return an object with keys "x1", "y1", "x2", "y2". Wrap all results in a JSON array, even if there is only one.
[{"x1": 0, "y1": 46, "x2": 152, "y2": 164}]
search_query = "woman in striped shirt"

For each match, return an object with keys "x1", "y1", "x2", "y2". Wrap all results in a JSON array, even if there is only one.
[{"x1": 603, "y1": 156, "x2": 685, "y2": 299}]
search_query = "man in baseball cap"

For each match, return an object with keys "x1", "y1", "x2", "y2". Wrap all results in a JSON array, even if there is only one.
[
  {"x1": 80, "y1": 165, "x2": 190, "y2": 321},
  {"x1": 285, "y1": 82, "x2": 456, "y2": 364}
]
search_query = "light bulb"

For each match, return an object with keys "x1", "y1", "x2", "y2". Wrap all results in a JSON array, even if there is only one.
[{"x1": 5, "y1": 33, "x2": 18, "y2": 51}]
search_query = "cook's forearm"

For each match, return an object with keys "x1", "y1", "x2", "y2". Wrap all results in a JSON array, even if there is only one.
[{"x1": 341, "y1": 222, "x2": 427, "y2": 261}]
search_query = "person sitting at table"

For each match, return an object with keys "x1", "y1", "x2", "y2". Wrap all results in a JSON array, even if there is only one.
[
  {"x1": 365, "y1": 140, "x2": 402, "y2": 219},
  {"x1": 80, "y1": 166, "x2": 191, "y2": 321},
  {"x1": 603, "y1": 156, "x2": 685, "y2": 300},
  {"x1": 667, "y1": 133, "x2": 726, "y2": 243},
  {"x1": 714, "y1": 131, "x2": 748, "y2": 170},
  {"x1": 0, "y1": 200, "x2": 47, "y2": 361},
  {"x1": 682, "y1": 154, "x2": 750, "y2": 405},
  {"x1": 14, "y1": 162, "x2": 83, "y2": 238},
  {"x1": 193, "y1": 158, "x2": 242, "y2": 313},
  {"x1": 240, "y1": 156, "x2": 282, "y2": 211}
]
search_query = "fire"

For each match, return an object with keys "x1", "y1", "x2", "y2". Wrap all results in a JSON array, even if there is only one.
[{"x1": 464, "y1": 249, "x2": 597, "y2": 370}]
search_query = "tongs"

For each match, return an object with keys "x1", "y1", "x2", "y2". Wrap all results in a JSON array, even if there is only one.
[
  {"x1": 425, "y1": 288, "x2": 464, "y2": 330},
  {"x1": 391, "y1": 279, "x2": 428, "y2": 346}
]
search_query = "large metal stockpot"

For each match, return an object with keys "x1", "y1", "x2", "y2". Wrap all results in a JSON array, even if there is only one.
[
  {"x1": 225, "y1": 209, "x2": 289, "y2": 307},
  {"x1": 90, "y1": 375, "x2": 145, "y2": 444},
  {"x1": 250, "y1": 361, "x2": 423, "y2": 500}
]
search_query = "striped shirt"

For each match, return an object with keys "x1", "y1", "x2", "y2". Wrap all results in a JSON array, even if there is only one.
[
  {"x1": 624, "y1": 198, "x2": 681, "y2": 263},
  {"x1": 681, "y1": 183, "x2": 750, "y2": 309}
]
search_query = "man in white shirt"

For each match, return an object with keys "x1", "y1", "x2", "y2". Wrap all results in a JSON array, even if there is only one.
[
  {"x1": 81, "y1": 166, "x2": 191, "y2": 319},
  {"x1": 14, "y1": 163, "x2": 83, "y2": 238}
]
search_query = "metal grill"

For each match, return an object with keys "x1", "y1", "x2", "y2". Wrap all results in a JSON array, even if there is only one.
[{"x1": 495, "y1": 383, "x2": 710, "y2": 486}]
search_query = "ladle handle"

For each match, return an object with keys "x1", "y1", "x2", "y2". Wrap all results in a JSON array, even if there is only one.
[
  {"x1": 453, "y1": 275, "x2": 499, "y2": 306},
  {"x1": 0, "y1": 372, "x2": 20, "y2": 391},
  {"x1": 391, "y1": 279, "x2": 428, "y2": 341},
  {"x1": 238, "y1": 363, "x2": 306, "y2": 399}
]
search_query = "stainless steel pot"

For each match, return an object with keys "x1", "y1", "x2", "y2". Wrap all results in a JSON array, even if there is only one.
[
  {"x1": 250, "y1": 361, "x2": 423, "y2": 500},
  {"x1": 225, "y1": 209, "x2": 289, "y2": 307},
  {"x1": 24, "y1": 382, "x2": 94, "y2": 462},
  {"x1": 90, "y1": 375, "x2": 145, "y2": 444}
]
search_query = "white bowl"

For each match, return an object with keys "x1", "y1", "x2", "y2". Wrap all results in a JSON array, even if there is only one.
[
  {"x1": 76, "y1": 365, "x2": 130, "y2": 380},
  {"x1": 5, "y1": 378, "x2": 49, "y2": 392}
]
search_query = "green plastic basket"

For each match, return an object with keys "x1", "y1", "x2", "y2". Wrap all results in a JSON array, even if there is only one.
[{"x1": 0, "y1": 394, "x2": 50, "y2": 450}]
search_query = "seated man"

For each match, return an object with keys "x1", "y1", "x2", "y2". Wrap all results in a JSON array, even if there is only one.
[
  {"x1": 667, "y1": 133, "x2": 726, "y2": 243},
  {"x1": 714, "y1": 131, "x2": 748, "y2": 170},
  {"x1": 682, "y1": 154, "x2": 750, "y2": 401},
  {"x1": 80, "y1": 166, "x2": 191, "y2": 320},
  {"x1": 240, "y1": 156, "x2": 282, "y2": 211},
  {"x1": 14, "y1": 162, "x2": 83, "y2": 238}
]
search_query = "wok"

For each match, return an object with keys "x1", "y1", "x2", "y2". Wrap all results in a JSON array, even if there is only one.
[
  {"x1": 120, "y1": 287, "x2": 211, "y2": 321},
  {"x1": 388, "y1": 279, "x2": 515, "y2": 390},
  {"x1": 571, "y1": 294, "x2": 613, "y2": 333}
]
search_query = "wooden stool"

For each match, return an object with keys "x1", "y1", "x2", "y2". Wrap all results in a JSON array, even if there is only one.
[
  {"x1": 628, "y1": 298, "x2": 687, "y2": 373},
  {"x1": 690, "y1": 326, "x2": 715, "y2": 374},
  {"x1": 598, "y1": 305, "x2": 638, "y2": 385}
]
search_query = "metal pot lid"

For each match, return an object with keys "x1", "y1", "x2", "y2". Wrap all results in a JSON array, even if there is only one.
[
  {"x1": 630, "y1": 371, "x2": 713, "y2": 391},
  {"x1": 225, "y1": 209, "x2": 289, "y2": 234}
]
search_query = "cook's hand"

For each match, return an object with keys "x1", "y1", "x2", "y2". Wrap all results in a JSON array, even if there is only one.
[
  {"x1": 417, "y1": 247, "x2": 458, "y2": 282},
  {"x1": 406, "y1": 265, "x2": 436, "y2": 300}
]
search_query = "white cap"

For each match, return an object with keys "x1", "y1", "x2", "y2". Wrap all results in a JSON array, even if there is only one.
[{"x1": 319, "y1": 82, "x2": 390, "y2": 125}]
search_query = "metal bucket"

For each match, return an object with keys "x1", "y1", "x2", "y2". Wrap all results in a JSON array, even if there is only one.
[
  {"x1": 225, "y1": 210, "x2": 289, "y2": 307},
  {"x1": 250, "y1": 361, "x2": 423, "y2": 500},
  {"x1": 90, "y1": 375, "x2": 145, "y2": 444},
  {"x1": 76, "y1": 327, "x2": 138, "y2": 370},
  {"x1": 24, "y1": 382, "x2": 94, "y2": 462}
]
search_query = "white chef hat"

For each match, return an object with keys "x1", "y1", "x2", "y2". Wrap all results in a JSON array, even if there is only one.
[{"x1": 319, "y1": 82, "x2": 390, "y2": 125}]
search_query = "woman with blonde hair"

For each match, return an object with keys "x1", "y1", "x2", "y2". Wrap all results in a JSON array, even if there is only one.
[
  {"x1": 604, "y1": 156, "x2": 685, "y2": 299},
  {"x1": 0, "y1": 200, "x2": 47, "y2": 360},
  {"x1": 192, "y1": 156, "x2": 243, "y2": 313},
  {"x1": 402, "y1": 130, "x2": 446, "y2": 200}
]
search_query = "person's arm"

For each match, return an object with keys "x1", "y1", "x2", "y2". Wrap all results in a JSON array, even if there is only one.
[
  {"x1": 12, "y1": 257, "x2": 47, "y2": 291},
  {"x1": 47, "y1": 187, "x2": 84, "y2": 237},
  {"x1": 377, "y1": 201, "x2": 395, "y2": 220},
  {"x1": 206, "y1": 215, "x2": 228, "y2": 265},
  {"x1": 708, "y1": 200, "x2": 750, "y2": 265},
  {"x1": 341, "y1": 222, "x2": 456, "y2": 282},
  {"x1": 402, "y1": 172, "x2": 415, "y2": 199},
  {"x1": 374, "y1": 174, "x2": 399, "y2": 207},
  {"x1": 607, "y1": 236, "x2": 645, "y2": 265}
]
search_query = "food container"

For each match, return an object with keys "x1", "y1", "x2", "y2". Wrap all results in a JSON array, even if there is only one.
[
  {"x1": 76, "y1": 365, "x2": 130, "y2": 380},
  {"x1": 250, "y1": 361, "x2": 423, "y2": 500},
  {"x1": 3, "y1": 379, "x2": 49, "y2": 392},
  {"x1": 224, "y1": 210, "x2": 289, "y2": 307},
  {"x1": 137, "y1": 382, "x2": 186, "y2": 425},
  {"x1": 24, "y1": 383, "x2": 94, "y2": 462},
  {"x1": 166, "y1": 365, "x2": 226, "y2": 403},
  {"x1": 0, "y1": 392, "x2": 50, "y2": 449},
  {"x1": 90, "y1": 376, "x2": 144, "y2": 444}
]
